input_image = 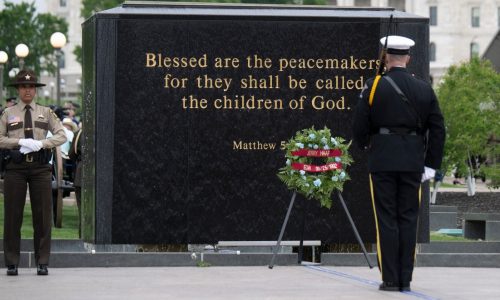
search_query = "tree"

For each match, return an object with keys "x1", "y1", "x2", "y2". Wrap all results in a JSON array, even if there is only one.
[
  {"x1": 0, "y1": 2, "x2": 68, "y2": 80},
  {"x1": 437, "y1": 57, "x2": 500, "y2": 188}
]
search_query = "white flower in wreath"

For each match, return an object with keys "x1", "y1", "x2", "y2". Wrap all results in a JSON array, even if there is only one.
[
  {"x1": 308, "y1": 143, "x2": 313, "y2": 148},
  {"x1": 305, "y1": 183, "x2": 310, "y2": 187},
  {"x1": 313, "y1": 144, "x2": 319, "y2": 149},
  {"x1": 286, "y1": 159, "x2": 291, "y2": 166},
  {"x1": 331, "y1": 137, "x2": 338, "y2": 146},
  {"x1": 295, "y1": 143, "x2": 304, "y2": 149},
  {"x1": 309, "y1": 133, "x2": 316, "y2": 139},
  {"x1": 301, "y1": 175, "x2": 306, "y2": 180},
  {"x1": 321, "y1": 137, "x2": 327, "y2": 144},
  {"x1": 335, "y1": 157, "x2": 341, "y2": 162},
  {"x1": 331, "y1": 176, "x2": 339, "y2": 182},
  {"x1": 313, "y1": 178, "x2": 322, "y2": 187},
  {"x1": 300, "y1": 170, "x2": 306, "y2": 176},
  {"x1": 323, "y1": 145, "x2": 330, "y2": 150},
  {"x1": 340, "y1": 172, "x2": 346, "y2": 179}
]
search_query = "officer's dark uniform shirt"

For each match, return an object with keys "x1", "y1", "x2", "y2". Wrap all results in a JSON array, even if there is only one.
[{"x1": 353, "y1": 67, "x2": 445, "y2": 172}]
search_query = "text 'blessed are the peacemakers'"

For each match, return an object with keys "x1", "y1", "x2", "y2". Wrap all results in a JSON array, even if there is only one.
[{"x1": 145, "y1": 53, "x2": 379, "y2": 110}]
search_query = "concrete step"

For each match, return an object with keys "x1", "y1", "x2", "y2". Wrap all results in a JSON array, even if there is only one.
[
  {"x1": 430, "y1": 205, "x2": 458, "y2": 213},
  {"x1": 0, "y1": 252, "x2": 297, "y2": 268},
  {"x1": 0, "y1": 239, "x2": 86, "y2": 252},
  {"x1": 420, "y1": 241, "x2": 500, "y2": 253},
  {"x1": 2, "y1": 250, "x2": 500, "y2": 268}
]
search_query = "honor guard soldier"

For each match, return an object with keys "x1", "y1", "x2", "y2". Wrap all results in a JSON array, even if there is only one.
[
  {"x1": 0, "y1": 70, "x2": 67, "y2": 276},
  {"x1": 352, "y1": 36, "x2": 445, "y2": 292}
]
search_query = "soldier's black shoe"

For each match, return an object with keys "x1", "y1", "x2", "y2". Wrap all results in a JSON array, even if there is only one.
[
  {"x1": 37, "y1": 264, "x2": 48, "y2": 276},
  {"x1": 379, "y1": 282, "x2": 400, "y2": 292},
  {"x1": 6, "y1": 265, "x2": 18, "y2": 276},
  {"x1": 400, "y1": 282, "x2": 411, "y2": 292}
]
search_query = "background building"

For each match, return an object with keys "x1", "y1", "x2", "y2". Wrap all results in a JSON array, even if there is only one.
[
  {"x1": 2, "y1": 0, "x2": 499, "y2": 101},
  {"x1": 40, "y1": 0, "x2": 84, "y2": 103},
  {"x1": 334, "y1": 0, "x2": 500, "y2": 85}
]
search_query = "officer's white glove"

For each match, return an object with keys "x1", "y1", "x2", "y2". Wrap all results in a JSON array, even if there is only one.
[
  {"x1": 421, "y1": 166, "x2": 436, "y2": 182},
  {"x1": 33, "y1": 140, "x2": 43, "y2": 151},
  {"x1": 19, "y1": 145, "x2": 34, "y2": 154},
  {"x1": 18, "y1": 138, "x2": 43, "y2": 152},
  {"x1": 18, "y1": 138, "x2": 32, "y2": 148}
]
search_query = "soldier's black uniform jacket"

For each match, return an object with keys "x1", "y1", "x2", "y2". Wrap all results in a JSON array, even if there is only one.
[{"x1": 352, "y1": 67, "x2": 445, "y2": 172}]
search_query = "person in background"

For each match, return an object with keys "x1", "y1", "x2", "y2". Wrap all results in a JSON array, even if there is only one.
[
  {"x1": 6, "y1": 97, "x2": 17, "y2": 108},
  {"x1": 69, "y1": 127, "x2": 82, "y2": 238}
]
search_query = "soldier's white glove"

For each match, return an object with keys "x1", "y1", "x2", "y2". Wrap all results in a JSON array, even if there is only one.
[
  {"x1": 421, "y1": 166, "x2": 436, "y2": 182},
  {"x1": 20, "y1": 145, "x2": 34, "y2": 154}
]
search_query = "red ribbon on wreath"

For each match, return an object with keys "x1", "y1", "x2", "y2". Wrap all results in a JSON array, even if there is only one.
[
  {"x1": 291, "y1": 149, "x2": 342, "y2": 157},
  {"x1": 291, "y1": 162, "x2": 342, "y2": 173}
]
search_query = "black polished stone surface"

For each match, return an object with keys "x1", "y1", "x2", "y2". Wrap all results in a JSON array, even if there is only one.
[{"x1": 83, "y1": 4, "x2": 429, "y2": 244}]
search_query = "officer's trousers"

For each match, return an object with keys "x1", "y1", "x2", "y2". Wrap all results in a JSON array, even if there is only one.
[
  {"x1": 369, "y1": 171, "x2": 421, "y2": 285},
  {"x1": 3, "y1": 161, "x2": 52, "y2": 266}
]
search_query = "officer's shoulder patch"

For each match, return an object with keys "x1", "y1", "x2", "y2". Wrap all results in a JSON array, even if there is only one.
[{"x1": 2, "y1": 106, "x2": 15, "y2": 116}]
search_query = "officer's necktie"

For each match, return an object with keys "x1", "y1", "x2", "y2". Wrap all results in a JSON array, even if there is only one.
[{"x1": 24, "y1": 105, "x2": 34, "y2": 139}]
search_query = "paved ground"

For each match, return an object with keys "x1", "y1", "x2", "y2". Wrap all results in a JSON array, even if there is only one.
[{"x1": 1, "y1": 266, "x2": 499, "y2": 300}]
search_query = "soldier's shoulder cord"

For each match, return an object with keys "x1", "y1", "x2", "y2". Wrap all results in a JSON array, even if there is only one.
[{"x1": 368, "y1": 74, "x2": 383, "y2": 107}]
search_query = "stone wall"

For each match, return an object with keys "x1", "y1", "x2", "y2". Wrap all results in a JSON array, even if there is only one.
[{"x1": 436, "y1": 192, "x2": 500, "y2": 228}]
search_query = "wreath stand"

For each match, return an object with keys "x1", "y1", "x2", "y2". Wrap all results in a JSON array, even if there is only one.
[{"x1": 268, "y1": 190, "x2": 373, "y2": 269}]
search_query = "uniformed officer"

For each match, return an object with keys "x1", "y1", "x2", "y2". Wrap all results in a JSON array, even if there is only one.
[
  {"x1": 352, "y1": 36, "x2": 445, "y2": 292},
  {"x1": 0, "y1": 69, "x2": 67, "y2": 276}
]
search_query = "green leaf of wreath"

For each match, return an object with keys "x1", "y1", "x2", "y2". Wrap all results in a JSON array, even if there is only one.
[{"x1": 277, "y1": 126, "x2": 353, "y2": 208}]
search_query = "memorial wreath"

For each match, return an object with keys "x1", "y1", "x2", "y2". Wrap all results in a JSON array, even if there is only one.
[{"x1": 277, "y1": 127, "x2": 353, "y2": 208}]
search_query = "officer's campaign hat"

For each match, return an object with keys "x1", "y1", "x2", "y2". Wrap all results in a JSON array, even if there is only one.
[
  {"x1": 380, "y1": 35, "x2": 415, "y2": 55},
  {"x1": 8, "y1": 69, "x2": 46, "y2": 87}
]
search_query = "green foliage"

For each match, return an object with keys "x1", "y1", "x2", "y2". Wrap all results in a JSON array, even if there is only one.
[
  {"x1": 437, "y1": 57, "x2": 500, "y2": 188},
  {"x1": 277, "y1": 127, "x2": 353, "y2": 208},
  {"x1": 0, "y1": 2, "x2": 68, "y2": 82},
  {"x1": 196, "y1": 261, "x2": 212, "y2": 267}
]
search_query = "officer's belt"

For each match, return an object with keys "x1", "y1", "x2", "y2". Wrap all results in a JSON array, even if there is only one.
[
  {"x1": 379, "y1": 127, "x2": 418, "y2": 136},
  {"x1": 9, "y1": 149, "x2": 50, "y2": 164},
  {"x1": 24, "y1": 152, "x2": 42, "y2": 163}
]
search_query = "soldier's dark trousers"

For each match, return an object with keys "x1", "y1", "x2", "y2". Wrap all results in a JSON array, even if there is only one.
[
  {"x1": 369, "y1": 171, "x2": 421, "y2": 285},
  {"x1": 3, "y1": 161, "x2": 52, "y2": 266}
]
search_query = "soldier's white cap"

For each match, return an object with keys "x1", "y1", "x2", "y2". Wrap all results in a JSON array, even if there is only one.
[{"x1": 380, "y1": 35, "x2": 415, "y2": 55}]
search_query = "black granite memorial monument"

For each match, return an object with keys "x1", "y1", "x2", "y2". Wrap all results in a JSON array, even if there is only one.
[{"x1": 82, "y1": 2, "x2": 430, "y2": 244}]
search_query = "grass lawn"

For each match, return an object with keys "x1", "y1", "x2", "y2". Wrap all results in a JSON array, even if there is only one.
[
  {"x1": 430, "y1": 231, "x2": 471, "y2": 242},
  {"x1": 438, "y1": 182, "x2": 464, "y2": 188},
  {"x1": 0, "y1": 196, "x2": 79, "y2": 239}
]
